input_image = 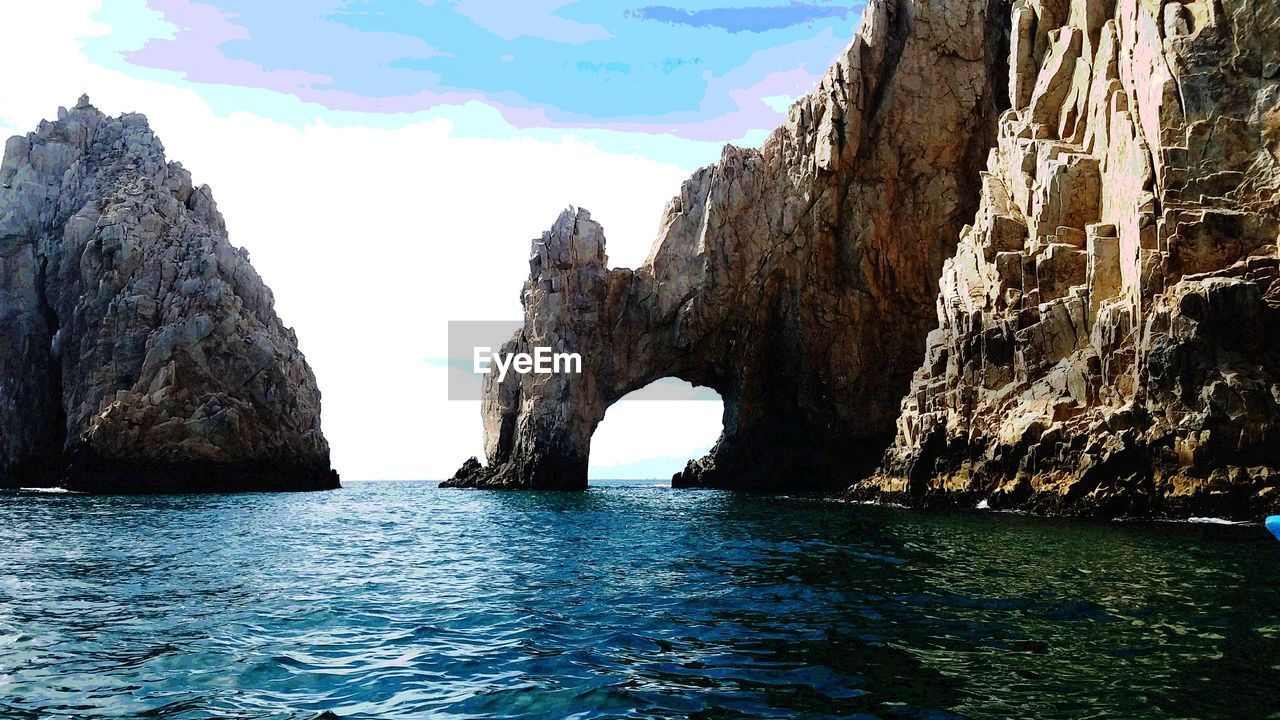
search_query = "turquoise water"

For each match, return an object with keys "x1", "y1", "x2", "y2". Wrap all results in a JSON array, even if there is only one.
[{"x1": 2, "y1": 480, "x2": 1279, "y2": 719}]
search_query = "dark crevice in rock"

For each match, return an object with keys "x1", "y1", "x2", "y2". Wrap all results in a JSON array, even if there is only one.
[
  {"x1": 32, "y1": 256, "x2": 69, "y2": 487},
  {"x1": 0, "y1": 253, "x2": 67, "y2": 490}
]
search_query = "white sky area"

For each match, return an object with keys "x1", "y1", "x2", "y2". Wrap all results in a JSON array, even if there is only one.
[{"x1": 0, "y1": 2, "x2": 726, "y2": 481}]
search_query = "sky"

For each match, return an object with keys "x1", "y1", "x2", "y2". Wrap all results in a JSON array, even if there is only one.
[{"x1": 0, "y1": 0, "x2": 864, "y2": 481}]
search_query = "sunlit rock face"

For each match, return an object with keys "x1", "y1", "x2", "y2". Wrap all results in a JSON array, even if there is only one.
[
  {"x1": 447, "y1": 0, "x2": 1013, "y2": 490},
  {"x1": 855, "y1": 0, "x2": 1280, "y2": 518},
  {"x1": 0, "y1": 97, "x2": 337, "y2": 493}
]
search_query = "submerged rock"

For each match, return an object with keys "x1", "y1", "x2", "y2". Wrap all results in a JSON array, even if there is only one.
[
  {"x1": 855, "y1": 0, "x2": 1280, "y2": 518},
  {"x1": 447, "y1": 0, "x2": 1013, "y2": 490},
  {"x1": 0, "y1": 97, "x2": 338, "y2": 493}
]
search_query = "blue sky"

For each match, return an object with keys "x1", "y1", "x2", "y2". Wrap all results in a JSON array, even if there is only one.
[{"x1": 85, "y1": 0, "x2": 863, "y2": 165}]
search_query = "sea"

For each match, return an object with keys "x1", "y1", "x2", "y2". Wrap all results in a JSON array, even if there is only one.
[{"x1": 2, "y1": 479, "x2": 1278, "y2": 719}]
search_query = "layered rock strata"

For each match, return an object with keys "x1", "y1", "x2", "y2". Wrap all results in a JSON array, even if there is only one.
[
  {"x1": 855, "y1": 0, "x2": 1280, "y2": 517},
  {"x1": 448, "y1": 0, "x2": 1012, "y2": 490},
  {"x1": 0, "y1": 97, "x2": 338, "y2": 493}
]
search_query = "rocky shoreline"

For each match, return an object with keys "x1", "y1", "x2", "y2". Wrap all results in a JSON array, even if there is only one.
[
  {"x1": 453, "y1": 0, "x2": 1280, "y2": 519},
  {"x1": 7, "y1": 5, "x2": 1273, "y2": 514},
  {"x1": 853, "y1": 0, "x2": 1280, "y2": 520}
]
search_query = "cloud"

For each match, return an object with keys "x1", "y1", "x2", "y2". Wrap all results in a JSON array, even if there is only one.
[
  {"x1": 0, "y1": 0, "x2": 718, "y2": 481},
  {"x1": 628, "y1": 2, "x2": 855, "y2": 33},
  {"x1": 80, "y1": 0, "x2": 862, "y2": 145},
  {"x1": 126, "y1": 0, "x2": 449, "y2": 105}
]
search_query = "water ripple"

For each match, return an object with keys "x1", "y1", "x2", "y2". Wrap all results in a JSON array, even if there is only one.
[{"x1": 1, "y1": 481, "x2": 1278, "y2": 719}]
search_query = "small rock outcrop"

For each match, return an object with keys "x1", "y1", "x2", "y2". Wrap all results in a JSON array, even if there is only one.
[
  {"x1": 447, "y1": 0, "x2": 1013, "y2": 490},
  {"x1": 855, "y1": 0, "x2": 1280, "y2": 517},
  {"x1": 0, "y1": 97, "x2": 338, "y2": 493}
]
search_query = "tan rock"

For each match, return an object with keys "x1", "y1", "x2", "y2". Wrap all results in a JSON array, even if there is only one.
[
  {"x1": 448, "y1": 0, "x2": 1011, "y2": 490},
  {"x1": 860, "y1": 0, "x2": 1280, "y2": 519}
]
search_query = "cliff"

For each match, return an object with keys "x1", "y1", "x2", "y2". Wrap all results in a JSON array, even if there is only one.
[
  {"x1": 448, "y1": 0, "x2": 1013, "y2": 490},
  {"x1": 0, "y1": 97, "x2": 338, "y2": 493},
  {"x1": 854, "y1": 0, "x2": 1280, "y2": 518}
]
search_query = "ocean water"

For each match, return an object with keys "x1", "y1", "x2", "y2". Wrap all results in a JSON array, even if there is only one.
[{"x1": 2, "y1": 481, "x2": 1278, "y2": 720}]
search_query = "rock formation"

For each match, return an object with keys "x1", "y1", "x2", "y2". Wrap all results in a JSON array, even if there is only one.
[
  {"x1": 854, "y1": 0, "x2": 1280, "y2": 517},
  {"x1": 0, "y1": 97, "x2": 338, "y2": 493},
  {"x1": 447, "y1": 0, "x2": 1013, "y2": 490}
]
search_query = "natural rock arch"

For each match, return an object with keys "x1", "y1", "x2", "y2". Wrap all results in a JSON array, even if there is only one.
[{"x1": 447, "y1": 0, "x2": 1014, "y2": 491}]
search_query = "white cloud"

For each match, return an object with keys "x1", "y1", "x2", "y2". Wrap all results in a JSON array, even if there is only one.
[{"x1": 0, "y1": 0, "x2": 722, "y2": 481}]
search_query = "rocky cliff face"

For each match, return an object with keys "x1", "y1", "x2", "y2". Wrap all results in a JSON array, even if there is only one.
[
  {"x1": 448, "y1": 0, "x2": 1012, "y2": 490},
  {"x1": 854, "y1": 0, "x2": 1280, "y2": 517},
  {"x1": 0, "y1": 97, "x2": 337, "y2": 492}
]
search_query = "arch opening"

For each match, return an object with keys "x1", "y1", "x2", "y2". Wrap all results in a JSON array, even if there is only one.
[{"x1": 587, "y1": 378, "x2": 724, "y2": 487}]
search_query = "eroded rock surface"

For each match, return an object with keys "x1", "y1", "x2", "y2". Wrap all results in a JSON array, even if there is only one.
[
  {"x1": 855, "y1": 0, "x2": 1280, "y2": 517},
  {"x1": 447, "y1": 0, "x2": 1012, "y2": 490},
  {"x1": 0, "y1": 97, "x2": 337, "y2": 492}
]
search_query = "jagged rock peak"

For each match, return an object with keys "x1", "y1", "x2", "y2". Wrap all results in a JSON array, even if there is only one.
[
  {"x1": 0, "y1": 99, "x2": 338, "y2": 492},
  {"x1": 447, "y1": 0, "x2": 1013, "y2": 490},
  {"x1": 854, "y1": 0, "x2": 1280, "y2": 518}
]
